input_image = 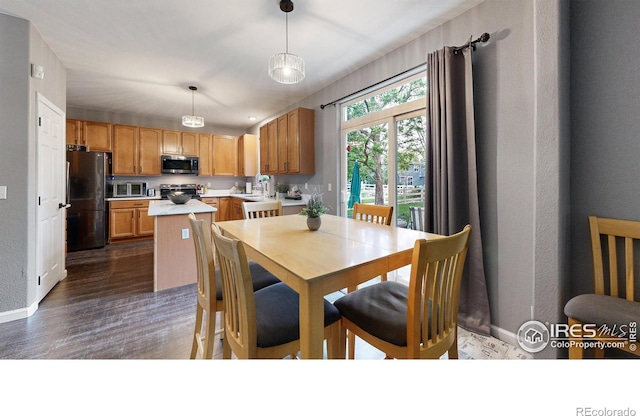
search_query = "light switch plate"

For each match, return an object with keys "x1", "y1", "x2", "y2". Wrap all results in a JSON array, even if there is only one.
[
  {"x1": 0, "y1": 186, "x2": 6, "y2": 199},
  {"x1": 181, "y1": 228, "x2": 189, "y2": 239},
  {"x1": 31, "y1": 64, "x2": 44, "y2": 80}
]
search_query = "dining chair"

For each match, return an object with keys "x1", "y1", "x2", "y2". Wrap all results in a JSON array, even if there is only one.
[
  {"x1": 409, "y1": 206, "x2": 425, "y2": 231},
  {"x1": 335, "y1": 225, "x2": 471, "y2": 359},
  {"x1": 352, "y1": 202, "x2": 393, "y2": 226},
  {"x1": 242, "y1": 200, "x2": 283, "y2": 219},
  {"x1": 211, "y1": 223, "x2": 343, "y2": 359},
  {"x1": 188, "y1": 213, "x2": 280, "y2": 359},
  {"x1": 564, "y1": 216, "x2": 640, "y2": 358},
  {"x1": 348, "y1": 202, "x2": 395, "y2": 357}
]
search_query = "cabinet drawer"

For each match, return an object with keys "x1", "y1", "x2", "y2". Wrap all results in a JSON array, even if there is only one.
[{"x1": 109, "y1": 200, "x2": 150, "y2": 209}]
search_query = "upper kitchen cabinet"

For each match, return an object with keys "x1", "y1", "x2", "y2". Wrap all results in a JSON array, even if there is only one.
[
  {"x1": 198, "y1": 133, "x2": 213, "y2": 176},
  {"x1": 112, "y1": 125, "x2": 162, "y2": 176},
  {"x1": 212, "y1": 135, "x2": 237, "y2": 176},
  {"x1": 237, "y1": 134, "x2": 258, "y2": 177},
  {"x1": 66, "y1": 119, "x2": 112, "y2": 152},
  {"x1": 259, "y1": 120, "x2": 278, "y2": 175},
  {"x1": 162, "y1": 130, "x2": 198, "y2": 156},
  {"x1": 66, "y1": 119, "x2": 82, "y2": 145},
  {"x1": 260, "y1": 107, "x2": 315, "y2": 175},
  {"x1": 282, "y1": 107, "x2": 315, "y2": 174}
]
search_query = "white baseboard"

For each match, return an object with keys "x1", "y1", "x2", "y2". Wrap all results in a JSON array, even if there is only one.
[
  {"x1": 0, "y1": 301, "x2": 38, "y2": 324},
  {"x1": 490, "y1": 324, "x2": 518, "y2": 348}
]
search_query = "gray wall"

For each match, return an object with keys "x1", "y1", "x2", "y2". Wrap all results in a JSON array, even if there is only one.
[
  {"x1": 0, "y1": 14, "x2": 30, "y2": 313},
  {"x1": 0, "y1": 14, "x2": 66, "y2": 317},
  {"x1": 570, "y1": 2, "x2": 640, "y2": 296}
]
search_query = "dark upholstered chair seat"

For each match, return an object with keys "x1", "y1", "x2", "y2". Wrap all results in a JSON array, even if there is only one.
[
  {"x1": 254, "y1": 282, "x2": 341, "y2": 348},
  {"x1": 215, "y1": 261, "x2": 280, "y2": 301},
  {"x1": 564, "y1": 294, "x2": 640, "y2": 329},
  {"x1": 334, "y1": 281, "x2": 409, "y2": 347}
]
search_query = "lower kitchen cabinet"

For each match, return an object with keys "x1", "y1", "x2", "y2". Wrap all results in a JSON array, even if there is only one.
[
  {"x1": 201, "y1": 197, "x2": 230, "y2": 221},
  {"x1": 231, "y1": 197, "x2": 244, "y2": 220},
  {"x1": 109, "y1": 199, "x2": 154, "y2": 242}
]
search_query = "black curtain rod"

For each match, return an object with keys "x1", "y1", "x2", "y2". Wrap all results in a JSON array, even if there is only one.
[
  {"x1": 453, "y1": 32, "x2": 490, "y2": 54},
  {"x1": 319, "y1": 62, "x2": 425, "y2": 110},
  {"x1": 320, "y1": 33, "x2": 490, "y2": 110}
]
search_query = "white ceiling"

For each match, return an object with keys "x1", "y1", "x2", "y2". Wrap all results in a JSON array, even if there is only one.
[{"x1": 0, "y1": 0, "x2": 482, "y2": 130}]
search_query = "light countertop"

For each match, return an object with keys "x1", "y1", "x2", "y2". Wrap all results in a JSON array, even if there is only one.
[
  {"x1": 201, "y1": 192, "x2": 306, "y2": 207},
  {"x1": 147, "y1": 199, "x2": 217, "y2": 216}
]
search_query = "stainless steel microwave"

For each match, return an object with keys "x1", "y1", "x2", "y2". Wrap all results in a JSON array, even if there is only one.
[
  {"x1": 111, "y1": 181, "x2": 147, "y2": 198},
  {"x1": 161, "y1": 155, "x2": 199, "y2": 174}
]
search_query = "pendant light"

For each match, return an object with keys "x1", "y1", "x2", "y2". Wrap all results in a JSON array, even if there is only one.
[
  {"x1": 182, "y1": 85, "x2": 205, "y2": 128},
  {"x1": 268, "y1": 0, "x2": 305, "y2": 84}
]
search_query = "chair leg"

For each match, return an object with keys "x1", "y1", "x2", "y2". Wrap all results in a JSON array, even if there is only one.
[
  {"x1": 347, "y1": 331, "x2": 356, "y2": 359},
  {"x1": 190, "y1": 305, "x2": 204, "y2": 359},
  {"x1": 326, "y1": 323, "x2": 342, "y2": 359},
  {"x1": 338, "y1": 322, "x2": 347, "y2": 359},
  {"x1": 448, "y1": 336, "x2": 459, "y2": 359},
  {"x1": 222, "y1": 333, "x2": 232, "y2": 359},
  {"x1": 202, "y1": 310, "x2": 217, "y2": 359},
  {"x1": 567, "y1": 318, "x2": 584, "y2": 359}
]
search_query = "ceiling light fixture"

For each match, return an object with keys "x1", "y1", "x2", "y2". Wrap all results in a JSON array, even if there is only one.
[
  {"x1": 268, "y1": 0, "x2": 305, "y2": 84},
  {"x1": 182, "y1": 85, "x2": 204, "y2": 128}
]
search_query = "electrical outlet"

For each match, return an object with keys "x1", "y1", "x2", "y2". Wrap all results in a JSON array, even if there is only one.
[
  {"x1": 328, "y1": 183, "x2": 332, "y2": 191},
  {"x1": 305, "y1": 183, "x2": 308, "y2": 190},
  {"x1": 0, "y1": 186, "x2": 6, "y2": 199},
  {"x1": 181, "y1": 229, "x2": 189, "y2": 239}
]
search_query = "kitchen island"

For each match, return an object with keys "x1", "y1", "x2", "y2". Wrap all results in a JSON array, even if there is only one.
[{"x1": 147, "y1": 199, "x2": 217, "y2": 291}]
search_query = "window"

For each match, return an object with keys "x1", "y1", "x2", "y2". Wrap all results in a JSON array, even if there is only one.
[{"x1": 341, "y1": 72, "x2": 426, "y2": 226}]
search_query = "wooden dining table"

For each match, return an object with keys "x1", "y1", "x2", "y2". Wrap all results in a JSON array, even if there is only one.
[{"x1": 216, "y1": 213, "x2": 442, "y2": 359}]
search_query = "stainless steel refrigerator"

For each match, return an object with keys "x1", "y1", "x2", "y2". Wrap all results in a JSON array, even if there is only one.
[{"x1": 66, "y1": 149, "x2": 107, "y2": 251}]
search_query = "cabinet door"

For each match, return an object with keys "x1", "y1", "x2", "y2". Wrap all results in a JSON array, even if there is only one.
[
  {"x1": 198, "y1": 133, "x2": 213, "y2": 176},
  {"x1": 237, "y1": 135, "x2": 245, "y2": 176},
  {"x1": 259, "y1": 124, "x2": 269, "y2": 174},
  {"x1": 162, "y1": 130, "x2": 181, "y2": 155},
  {"x1": 83, "y1": 121, "x2": 112, "y2": 152},
  {"x1": 286, "y1": 110, "x2": 301, "y2": 173},
  {"x1": 212, "y1": 135, "x2": 237, "y2": 176},
  {"x1": 66, "y1": 119, "x2": 82, "y2": 145},
  {"x1": 139, "y1": 128, "x2": 162, "y2": 175},
  {"x1": 112, "y1": 124, "x2": 138, "y2": 175},
  {"x1": 265, "y1": 120, "x2": 278, "y2": 174},
  {"x1": 110, "y1": 208, "x2": 136, "y2": 239},
  {"x1": 137, "y1": 208, "x2": 155, "y2": 236},
  {"x1": 231, "y1": 198, "x2": 244, "y2": 220},
  {"x1": 181, "y1": 132, "x2": 199, "y2": 156},
  {"x1": 277, "y1": 114, "x2": 289, "y2": 173},
  {"x1": 218, "y1": 197, "x2": 230, "y2": 221}
]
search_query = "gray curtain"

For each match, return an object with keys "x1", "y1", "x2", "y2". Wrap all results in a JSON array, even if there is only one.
[{"x1": 425, "y1": 46, "x2": 491, "y2": 336}]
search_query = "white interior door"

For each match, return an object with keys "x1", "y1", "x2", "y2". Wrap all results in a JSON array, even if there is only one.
[{"x1": 36, "y1": 93, "x2": 66, "y2": 303}]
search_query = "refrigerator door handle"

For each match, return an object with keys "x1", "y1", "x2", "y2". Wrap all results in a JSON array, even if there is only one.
[{"x1": 65, "y1": 161, "x2": 70, "y2": 205}]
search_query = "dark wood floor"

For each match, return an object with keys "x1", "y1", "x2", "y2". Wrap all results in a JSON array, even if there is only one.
[{"x1": 0, "y1": 240, "x2": 197, "y2": 359}]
